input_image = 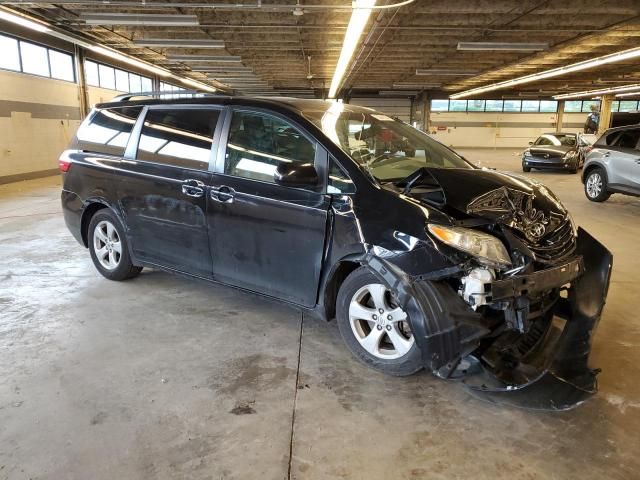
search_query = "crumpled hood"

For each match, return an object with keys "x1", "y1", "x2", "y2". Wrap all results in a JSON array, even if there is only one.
[{"x1": 416, "y1": 167, "x2": 569, "y2": 243}]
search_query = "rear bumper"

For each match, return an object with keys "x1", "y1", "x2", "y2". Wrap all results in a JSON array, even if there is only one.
[
  {"x1": 364, "y1": 227, "x2": 612, "y2": 410},
  {"x1": 61, "y1": 189, "x2": 85, "y2": 246}
]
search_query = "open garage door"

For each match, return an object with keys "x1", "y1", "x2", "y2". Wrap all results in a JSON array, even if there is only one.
[{"x1": 348, "y1": 97, "x2": 412, "y2": 123}]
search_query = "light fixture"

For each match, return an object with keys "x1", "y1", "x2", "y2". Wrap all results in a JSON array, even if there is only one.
[
  {"x1": 553, "y1": 83, "x2": 640, "y2": 100},
  {"x1": 416, "y1": 69, "x2": 477, "y2": 76},
  {"x1": 0, "y1": 9, "x2": 49, "y2": 32},
  {"x1": 179, "y1": 77, "x2": 217, "y2": 93},
  {"x1": 616, "y1": 91, "x2": 640, "y2": 97},
  {"x1": 168, "y1": 55, "x2": 242, "y2": 62},
  {"x1": 328, "y1": 0, "x2": 376, "y2": 99},
  {"x1": 132, "y1": 39, "x2": 225, "y2": 48},
  {"x1": 457, "y1": 42, "x2": 548, "y2": 51},
  {"x1": 81, "y1": 13, "x2": 199, "y2": 26},
  {"x1": 451, "y1": 45, "x2": 640, "y2": 99},
  {"x1": 192, "y1": 67, "x2": 253, "y2": 72}
]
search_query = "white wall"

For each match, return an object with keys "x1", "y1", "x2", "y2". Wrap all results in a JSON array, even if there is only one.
[
  {"x1": 428, "y1": 111, "x2": 589, "y2": 149},
  {"x1": 0, "y1": 69, "x2": 82, "y2": 179}
]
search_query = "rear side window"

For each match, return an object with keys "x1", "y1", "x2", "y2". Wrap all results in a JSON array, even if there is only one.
[
  {"x1": 76, "y1": 106, "x2": 142, "y2": 156},
  {"x1": 612, "y1": 129, "x2": 640, "y2": 149},
  {"x1": 137, "y1": 108, "x2": 220, "y2": 170}
]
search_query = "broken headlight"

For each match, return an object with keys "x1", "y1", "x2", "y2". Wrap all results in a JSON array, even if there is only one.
[{"x1": 428, "y1": 224, "x2": 512, "y2": 269}]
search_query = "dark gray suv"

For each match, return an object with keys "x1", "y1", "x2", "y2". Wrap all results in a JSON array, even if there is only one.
[{"x1": 583, "y1": 125, "x2": 640, "y2": 202}]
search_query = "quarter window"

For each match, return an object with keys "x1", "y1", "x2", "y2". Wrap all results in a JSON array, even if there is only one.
[
  {"x1": 328, "y1": 158, "x2": 355, "y2": 194},
  {"x1": 76, "y1": 106, "x2": 142, "y2": 156},
  {"x1": 137, "y1": 108, "x2": 220, "y2": 170},
  {"x1": 225, "y1": 111, "x2": 316, "y2": 185}
]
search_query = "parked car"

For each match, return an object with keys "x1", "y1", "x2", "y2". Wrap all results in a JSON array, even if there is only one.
[
  {"x1": 522, "y1": 133, "x2": 594, "y2": 173},
  {"x1": 60, "y1": 94, "x2": 612, "y2": 409},
  {"x1": 582, "y1": 125, "x2": 640, "y2": 202}
]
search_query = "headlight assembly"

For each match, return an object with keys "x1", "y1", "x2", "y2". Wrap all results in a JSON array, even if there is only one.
[
  {"x1": 428, "y1": 224, "x2": 512, "y2": 268},
  {"x1": 523, "y1": 150, "x2": 532, "y2": 157}
]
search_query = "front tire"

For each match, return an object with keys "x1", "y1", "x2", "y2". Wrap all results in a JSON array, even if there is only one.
[
  {"x1": 522, "y1": 165, "x2": 531, "y2": 172},
  {"x1": 336, "y1": 267, "x2": 423, "y2": 376},
  {"x1": 584, "y1": 168, "x2": 610, "y2": 202},
  {"x1": 88, "y1": 209, "x2": 142, "y2": 281}
]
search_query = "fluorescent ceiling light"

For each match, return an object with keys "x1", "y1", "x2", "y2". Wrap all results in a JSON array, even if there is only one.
[
  {"x1": 457, "y1": 42, "x2": 548, "y2": 51},
  {"x1": 132, "y1": 39, "x2": 224, "y2": 48},
  {"x1": 416, "y1": 69, "x2": 476, "y2": 76},
  {"x1": 0, "y1": 9, "x2": 49, "y2": 32},
  {"x1": 328, "y1": 0, "x2": 376, "y2": 99},
  {"x1": 616, "y1": 91, "x2": 640, "y2": 97},
  {"x1": 81, "y1": 13, "x2": 199, "y2": 26},
  {"x1": 168, "y1": 55, "x2": 242, "y2": 62},
  {"x1": 553, "y1": 83, "x2": 640, "y2": 99},
  {"x1": 180, "y1": 77, "x2": 216, "y2": 93},
  {"x1": 451, "y1": 45, "x2": 640, "y2": 99}
]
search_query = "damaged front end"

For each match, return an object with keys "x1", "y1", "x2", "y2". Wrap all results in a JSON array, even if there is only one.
[{"x1": 364, "y1": 227, "x2": 612, "y2": 411}]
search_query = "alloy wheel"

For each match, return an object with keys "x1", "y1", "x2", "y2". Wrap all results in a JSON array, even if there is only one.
[
  {"x1": 93, "y1": 220, "x2": 122, "y2": 270},
  {"x1": 348, "y1": 283, "x2": 414, "y2": 360},
  {"x1": 586, "y1": 173, "x2": 603, "y2": 198}
]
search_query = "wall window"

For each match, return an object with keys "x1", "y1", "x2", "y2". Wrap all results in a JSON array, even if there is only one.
[
  {"x1": 618, "y1": 100, "x2": 639, "y2": 112},
  {"x1": 503, "y1": 100, "x2": 522, "y2": 112},
  {"x1": 225, "y1": 111, "x2": 315, "y2": 185},
  {"x1": 581, "y1": 100, "x2": 600, "y2": 113},
  {"x1": 0, "y1": 35, "x2": 20, "y2": 71},
  {"x1": 430, "y1": 98, "x2": 561, "y2": 113},
  {"x1": 564, "y1": 101, "x2": 582, "y2": 112},
  {"x1": 137, "y1": 108, "x2": 219, "y2": 170},
  {"x1": 485, "y1": 100, "x2": 503, "y2": 112},
  {"x1": 449, "y1": 100, "x2": 467, "y2": 112},
  {"x1": 539, "y1": 100, "x2": 558, "y2": 113},
  {"x1": 431, "y1": 100, "x2": 449, "y2": 112},
  {"x1": 0, "y1": 33, "x2": 75, "y2": 82},
  {"x1": 467, "y1": 100, "x2": 485, "y2": 112},
  {"x1": 76, "y1": 106, "x2": 142, "y2": 156},
  {"x1": 85, "y1": 59, "x2": 152, "y2": 93}
]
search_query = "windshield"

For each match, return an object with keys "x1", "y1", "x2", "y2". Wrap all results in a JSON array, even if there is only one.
[
  {"x1": 535, "y1": 134, "x2": 577, "y2": 147},
  {"x1": 303, "y1": 102, "x2": 473, "y2": 182}
]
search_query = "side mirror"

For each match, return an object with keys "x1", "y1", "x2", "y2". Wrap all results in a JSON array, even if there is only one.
[
  {"x1": 528, "y1": 141, "x2": 534, "y2": 145},
  {"x1": 274, "y1": 162, "x2": 318, "y2": 188}
]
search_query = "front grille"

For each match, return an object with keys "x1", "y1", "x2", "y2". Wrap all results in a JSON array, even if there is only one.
[{"x1": 525, "y1": 220, "x2": 576, "y2": 263}]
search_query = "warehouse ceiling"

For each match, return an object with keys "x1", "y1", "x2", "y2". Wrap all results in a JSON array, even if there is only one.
[{"x1": 5, "y1": 0, "x2": 640, "y2": 98}]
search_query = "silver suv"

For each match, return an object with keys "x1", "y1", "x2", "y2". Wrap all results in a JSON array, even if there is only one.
[{"x1": 582, "y1": 125, "x2": 640, "y2": 202}]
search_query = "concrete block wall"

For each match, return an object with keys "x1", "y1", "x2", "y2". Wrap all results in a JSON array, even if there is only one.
[{"x1": 0, "y1": 69, "x2": 83, "y2": 181}]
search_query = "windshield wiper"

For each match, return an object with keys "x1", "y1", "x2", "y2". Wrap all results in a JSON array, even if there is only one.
[{"x1": 395, "y1": 167, "x2": 429, "y2": 195}]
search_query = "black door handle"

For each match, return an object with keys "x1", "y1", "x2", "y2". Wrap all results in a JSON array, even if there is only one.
[
  {"x1": 181, "y1": 179, "x2": 204, "y2": 198},
  {"x1": 211, "y1": 185, "x2": 235, "y2": 204}
]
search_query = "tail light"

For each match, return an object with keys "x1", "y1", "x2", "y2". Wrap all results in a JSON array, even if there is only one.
[{"x1": 58, "y1": 152, "x2": 72, "y2": 172}]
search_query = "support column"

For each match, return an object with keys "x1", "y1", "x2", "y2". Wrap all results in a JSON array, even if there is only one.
[
  {"x1": 598, "y1": 94, "x2": 614, "y2": 135},
  {"x1": 556, "y1": 100, "x2": 565, "y2": 133},
  {"x1": 74, "y1": 45, "x2": 89, "y2": 117}
]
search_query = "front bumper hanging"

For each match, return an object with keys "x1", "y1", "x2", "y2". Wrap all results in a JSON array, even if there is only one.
[{"x1": 364, "y1": 227, "x2": 613, "y2": 411}]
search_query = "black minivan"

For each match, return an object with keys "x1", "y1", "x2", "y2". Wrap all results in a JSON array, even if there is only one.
[{"x1": 61, "y1": 94, "x2": 612, "y2": 409}]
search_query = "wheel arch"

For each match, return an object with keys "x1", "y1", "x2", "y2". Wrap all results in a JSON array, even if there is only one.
[
  {"x1": 322, "y1": 258, "x2": 362, "y2": 321},
  {"x1": 582, "y1": 162, "x2": 608, "y2": 185}
]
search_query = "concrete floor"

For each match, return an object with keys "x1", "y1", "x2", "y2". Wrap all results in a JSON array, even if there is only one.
[{"x1": 1, "y1": 149, "x2": 639, "y2": 479}]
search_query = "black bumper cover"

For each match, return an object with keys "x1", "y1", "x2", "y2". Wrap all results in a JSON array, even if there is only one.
[{"x1": 365, "y1": 227, "x2": 612, "y2": 410}]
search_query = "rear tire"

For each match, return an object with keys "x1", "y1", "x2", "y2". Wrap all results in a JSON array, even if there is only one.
[
  {"x1": 88, "y1": 209, "x2": 142, "y2": 281},
  {"x1": 584, "y1": 167, "x2": 610, "y2": 202},
  {"x1": 336, "y1": 267, "x2": 423, "y2": 376}
]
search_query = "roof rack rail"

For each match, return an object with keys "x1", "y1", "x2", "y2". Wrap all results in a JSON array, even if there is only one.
[{"x1": 110, "y1": 90, "x2": 231, "y2": 102}]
